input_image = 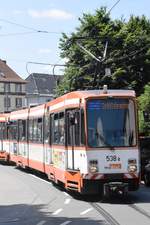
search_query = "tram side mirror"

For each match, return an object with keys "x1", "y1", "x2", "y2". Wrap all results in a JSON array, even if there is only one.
[{"x1": 143, "y1": 111, "x2": 150, "y2": 122}]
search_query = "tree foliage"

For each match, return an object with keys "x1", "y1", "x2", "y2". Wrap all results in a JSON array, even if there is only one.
[
  {"x1": 57, "y1": 7, "x2": 150, "y2": 96},
  {"x1": 138, "y1": 83, "x2": 150, "y2": 136}
]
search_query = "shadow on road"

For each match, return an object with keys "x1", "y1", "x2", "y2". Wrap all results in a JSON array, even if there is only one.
[{"x1": 0, "y1": 204, "x2": 104, "y2": 225}]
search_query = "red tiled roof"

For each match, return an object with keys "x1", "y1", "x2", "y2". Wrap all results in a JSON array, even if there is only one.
[{"x1": 0, "y1": 59, "x2": 26, "y2": 83}]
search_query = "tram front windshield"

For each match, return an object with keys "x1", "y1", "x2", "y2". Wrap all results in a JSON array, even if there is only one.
[{"x1": 87, "y1": 98, "x2": 136, "y2": 148}]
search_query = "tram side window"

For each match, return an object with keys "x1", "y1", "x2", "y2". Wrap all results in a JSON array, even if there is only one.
[
  {"x1": 0, "y1": 123, "x2": 4, "y2": 140},
  {"x1": 32, "y1": 119, "x2": 37, "y2": 142},
  {"x1": 59, "y1": 112, "x2": 65, "y2": 144},
  {"x1": 37, "y1": 118, "x2": 43, "y2": 143},
  {"x1": 9, "y1": 121, "x2": 18, "y2": 140},
  {"x1": 29, "y1": 118, "x2": 43, "y2": 143},
  {"x1": 53, "y1": 113, "x2": 59, "y2": 144},
  {"x1": 75, "y1": 111, "x2": 80, "y2": 146},
  {"x1": 44, "y1": 114, "x2": 50, "y2": 144},
  {"x1": 18, "y1": 120, "x2": 26, "y2": 141},
  {"x1": 52, "y1": 112, "x2": 65, "y2": 145},
  {"x1": 0, "y1": 123, "x2": 3, "y2": 140},
  {"x1": 2, "y1": 123, "x2": 8, "y2": 140},
  {"x1": 29, "y1": 119, "x2": 33, "y2": 141}
]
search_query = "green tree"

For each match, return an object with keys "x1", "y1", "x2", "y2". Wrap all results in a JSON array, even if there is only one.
[
  {"x1": 138, "y1": 83, "x2": 150, "y2": 136},
  {"x1": 57, "y1": 7, "x2": 150, "y2": 96}
]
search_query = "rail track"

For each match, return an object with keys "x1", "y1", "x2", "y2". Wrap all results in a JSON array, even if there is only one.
[
  {"x1": 90, "y1": 202, "x2": 120, "y2": 225},
  {"x1": 89, "y1": 197, "x2": 150, "y2": 225},
  {"x1": 128, "y1": 203, "x2": 150, "y2": 220}
]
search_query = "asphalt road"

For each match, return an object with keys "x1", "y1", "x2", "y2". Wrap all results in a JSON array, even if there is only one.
[{"x1": 0, "y1": 163, "x2": 150, "y2": 225}]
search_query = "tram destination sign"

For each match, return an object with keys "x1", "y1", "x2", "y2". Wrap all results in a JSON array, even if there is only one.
[{"x1": 88, "y1": 99, "x2": 128, "y2": 110}]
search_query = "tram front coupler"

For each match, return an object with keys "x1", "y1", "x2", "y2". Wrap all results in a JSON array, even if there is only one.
[{"x1": 104, "y1": 182, "x2": 128, "y2": 197}]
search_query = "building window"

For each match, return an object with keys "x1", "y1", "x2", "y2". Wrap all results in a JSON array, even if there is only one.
[
  {"x1": 4, "y1": 97, "x2": 11, "y2": 108},
  {"x1": 4, "y1": 83, "x2": 10, "y2": 92},
  {"x1": 16, "y1": 98, "x2": 22, "y2": 108},
  {"x1": 15, "y1": 83, "x2": 22, "y2": 93}
]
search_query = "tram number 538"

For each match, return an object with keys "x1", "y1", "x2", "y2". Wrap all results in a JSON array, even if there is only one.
[{"x1": 106, "y1": 155, "x2": 120, "y2": 162}]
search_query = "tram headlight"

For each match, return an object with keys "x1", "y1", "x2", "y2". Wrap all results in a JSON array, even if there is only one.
[
  {"x1": 89, "y1": 160, "x2": 98, "y2": 173},
  {"x1": 128, "y1": 159, "x2": 137, "y2": 172}
]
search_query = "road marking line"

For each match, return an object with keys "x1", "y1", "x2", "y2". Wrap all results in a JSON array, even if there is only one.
[
  {"x1": 80, "y1": 208, "x2": 93, "y2": 215},
  {"x1": 63, "y1": 192, "x2": 69, "y2": 196},
  {"x1": 52, "y1": 208, "x2": 63, "y2": 215},
  {"x1": 36, "y1": 220, "x2": 46, "y2": 225},
  {"x1": 64, "y1": 198, "x2": 71, "y2": 204},
  {"x1": 60, "y1": 221, "x2": 72, "y2": 225},
  {"x1": 0, "y1": 218, "x2": 19, "y2": 223}
]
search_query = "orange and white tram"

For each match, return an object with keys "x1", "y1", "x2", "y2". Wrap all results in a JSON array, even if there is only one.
[{"x1": 0, "y1": 89, "x2": 140, "y2": 195}]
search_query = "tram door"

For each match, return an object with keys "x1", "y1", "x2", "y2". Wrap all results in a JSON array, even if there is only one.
[
  {"x1": 66, "y1": 110, "x2": 80, "y2": 170},
  {"x1": 44, "y1": 113, "x2": 51, "y2": 166},
  {"x1": 8, "y1": 121, "x2": 18, "y2": 157},
  {"x1": 18, "y1": 120, "x2": 28, "y2": 164},
  {"x1": 66, "y1": 109, "x2": 85, "y2": 170}
]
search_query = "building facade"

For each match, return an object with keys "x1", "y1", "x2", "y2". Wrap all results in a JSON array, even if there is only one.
[
  {"x1": 25, "y1": 73, "x2": 63, "y2": 107},
  {"x1": 0, "y1": 60, "x2": 26, "y2": 112}
]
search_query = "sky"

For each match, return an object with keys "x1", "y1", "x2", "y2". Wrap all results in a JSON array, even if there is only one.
[{"x1": 0, "y1": 0, "x2": 150, "y2": 79}]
